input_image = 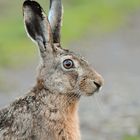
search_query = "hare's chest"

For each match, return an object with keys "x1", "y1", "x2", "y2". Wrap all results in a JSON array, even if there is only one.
[
  {"x1": 40, "y1": 119, "x2": 80, "y2": 140},
  {"x1": 35, "y1": 125, "x2": 65, "y2": 140}
]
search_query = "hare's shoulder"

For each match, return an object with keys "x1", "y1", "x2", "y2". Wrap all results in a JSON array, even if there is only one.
[
  {"x1": 0, "y1": 92, "x2": 42, "y2": 138},
  {"x1": 0, "y1": 90, "x2": 49, "y2": 124},
  {"x1": 0, "y1": 96, "x2": 29, "y2": 129},
  {"x1": 0, "y1": 107, "x2": 11, "y2": 130}
]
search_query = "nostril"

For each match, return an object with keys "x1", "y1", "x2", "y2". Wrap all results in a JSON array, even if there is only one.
[{"x1": 93, "y1": 81, "x2": 101, "y2": 89}]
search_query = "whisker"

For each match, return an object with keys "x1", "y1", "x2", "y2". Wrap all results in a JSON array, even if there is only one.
[{"x1": 94, "y1": 94, "x2": 105, "y2": 116}]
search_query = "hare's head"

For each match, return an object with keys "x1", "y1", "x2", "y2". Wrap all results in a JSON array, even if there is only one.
[{"x1": 23, "y1": 0, "x2": 104, "y2": 96}]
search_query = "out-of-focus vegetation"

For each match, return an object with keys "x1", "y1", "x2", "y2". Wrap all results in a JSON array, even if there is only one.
[
  {"x1": 123, "y1": 135, "x2": 140, "y2": 140},
  {"x1": 0, "y1": 0, "x2": 140, "y2": 68}
]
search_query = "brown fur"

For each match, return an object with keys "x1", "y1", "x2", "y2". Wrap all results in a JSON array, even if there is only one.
[{"x1": 0, "y1": 0, "x2": 104, "y2": 139}]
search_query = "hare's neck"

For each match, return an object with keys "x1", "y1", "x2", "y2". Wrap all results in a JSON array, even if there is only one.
[
  {"x1": 43, "y1": 89, "x2": 79, "y2": 117},
  {"x1": 30, "y1": 86, "x2": 81, "y2": 139},
  {"x1": 32, "y1": 81, "x2": 80, "y2": 115}
]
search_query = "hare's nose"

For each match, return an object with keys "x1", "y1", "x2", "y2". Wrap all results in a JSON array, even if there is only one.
[
  {"x1": 93, "y1": 81, "x2": 101, "y2": 90},
  {"x1": 93, "y1": 75, "x2": 104, "y2": 91}
]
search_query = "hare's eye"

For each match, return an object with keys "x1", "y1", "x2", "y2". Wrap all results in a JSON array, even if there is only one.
[{"x1": 63, "y1": 59, "x2": 74, "y2": 69}]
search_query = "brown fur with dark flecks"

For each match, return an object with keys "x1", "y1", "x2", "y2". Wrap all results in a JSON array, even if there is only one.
[{"x1": 0, "y1": 0, "x2": 104, "y2": 139}]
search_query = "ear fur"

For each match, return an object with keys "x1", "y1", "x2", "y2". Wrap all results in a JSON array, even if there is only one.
[
  {"x1": 23, "y1": 0, "x2": 53, "y2": 56},
  {"x1": 48, "y1": 0, "x2": 63, "y2": 44}
]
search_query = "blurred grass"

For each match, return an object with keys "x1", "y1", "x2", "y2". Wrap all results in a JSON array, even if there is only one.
[
  {"x1": 123, "y1": 135, "x2": 140, "y2": 140},
  {"x1": 0, "y1": 0, "x2": 140, "y2": 68}
]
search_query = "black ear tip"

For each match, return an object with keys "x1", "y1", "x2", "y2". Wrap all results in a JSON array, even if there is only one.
[
  {"x1": 23, "y1": 0, "x2": 34, "y2": 6},
  {"x1": 23, "y1": 0, "x2": 41, "y2": 9},
  {"x1": 23, "y1": 0, "x2": 43, "y2": 16}
]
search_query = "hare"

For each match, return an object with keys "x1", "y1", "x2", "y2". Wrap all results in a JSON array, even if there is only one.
[{"x1": 0, "y1": 0, "x2": 104, "y2": 140}]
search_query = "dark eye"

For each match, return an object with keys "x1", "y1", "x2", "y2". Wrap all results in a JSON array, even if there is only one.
[{"x1": 63, "y1": 59, "x2": 74, "y2": 69}]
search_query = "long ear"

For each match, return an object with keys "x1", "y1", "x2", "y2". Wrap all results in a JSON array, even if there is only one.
[
  {"x1": 23, "y1": 0, "x2": 53, "y2": 58},
  {"x1": 48, "y1": 0, "x2": 63, "y2": 44}
]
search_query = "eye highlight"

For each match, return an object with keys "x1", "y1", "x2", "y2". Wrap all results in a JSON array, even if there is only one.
[{"x1": 63, "y1": 59, "x2": 74, "y2": 69}]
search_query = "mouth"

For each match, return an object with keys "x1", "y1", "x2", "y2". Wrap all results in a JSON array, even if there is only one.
[
  {"x1": 84, "y1": 89, "x2": 99, "y2": 96},
  {"x1": 86, "y1": 85, "x2": 103, "y2": 96},
  {"x1": 79, "y1": 78, "x2": 103, "y2": 96}
]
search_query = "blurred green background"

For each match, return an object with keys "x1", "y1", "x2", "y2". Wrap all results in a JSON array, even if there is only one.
[
  {"x1": 0, "y1": 0, "x2": 140, "y2": 140},
  {"x1": 0, "y1": 0, "x2": 140, "y2": 68}
]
